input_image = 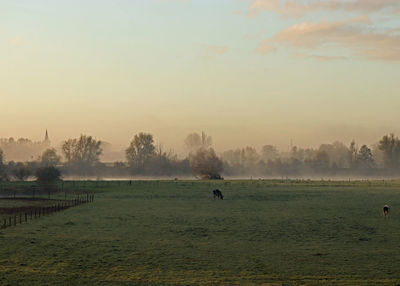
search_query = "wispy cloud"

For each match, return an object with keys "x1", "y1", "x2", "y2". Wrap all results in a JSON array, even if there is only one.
[
  {"x1": 257, "y1": 17, "x2": 400, "y2": 61},
  {"x1": 292, "y1": 52, "x2": 348, "y2": 61}
]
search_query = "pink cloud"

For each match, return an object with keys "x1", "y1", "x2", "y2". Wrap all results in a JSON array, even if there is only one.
[
  {"x1": 249, "y1": 0, "x2": 400, "y2": 18},
  {"x1": 257, "y1": 17, "x2": 400, "y2": 61}
]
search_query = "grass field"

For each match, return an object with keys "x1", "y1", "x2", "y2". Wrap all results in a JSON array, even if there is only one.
[{"x1": 1, "y1": 180, "x2": 400, "y2": 285}]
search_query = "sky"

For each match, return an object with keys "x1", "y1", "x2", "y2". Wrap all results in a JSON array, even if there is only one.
[{"x1": 1, "y1": 0, "x2": 400, "y2": 154}]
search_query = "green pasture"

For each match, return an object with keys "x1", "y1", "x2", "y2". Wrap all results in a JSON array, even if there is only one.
[{"x1": 0, "y1": 180, "x2": 400, "y2": 285}]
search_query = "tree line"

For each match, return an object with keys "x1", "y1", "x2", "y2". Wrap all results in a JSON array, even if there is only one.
[{"x1": 1, "y1": 133, "x2": 400, "y2": 180}]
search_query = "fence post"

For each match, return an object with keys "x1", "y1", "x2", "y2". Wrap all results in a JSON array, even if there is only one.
[
  {"x1": 14, "y1": 216, "x2": 16, "y2": 226},
  {"x1": 25, "y1": 213, "x2": 27, "y2": 222},
  {"x1": 9, "y1": 217, "x2": 11, "y2": 227},
  {"x1": 19, "y1": 214, "x2": 22, "y2": 224}
]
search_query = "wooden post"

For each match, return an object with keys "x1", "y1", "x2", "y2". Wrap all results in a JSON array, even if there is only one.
[
  {"x1": 19, "y1": 214, "x2": 22, "y2": 224},
  {"x1": 9, "y1": 217, "x2": 11, "y2": 227},
  {"x1": 14, "y1": 216, "x2": 16, "y2": 226},
  {"x1": 25, "y1": 213, "x2": 27, "y2": 222}
]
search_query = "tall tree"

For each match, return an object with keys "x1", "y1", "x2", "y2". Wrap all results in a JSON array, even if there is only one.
[
  {"x1": 378, "y1": 134, "x2": 400, "y2": 169},
  {"x1": 126, "y1": 133, "x2": 156, "y2": 172},
  {"x1": 62, "y1": 135, "x2": 102, "y2": 167}
]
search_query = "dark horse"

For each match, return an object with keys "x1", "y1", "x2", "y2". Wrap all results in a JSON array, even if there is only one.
[
  {"x1": 213, "y1": 189, "x2": 223, "y2": 200},
  {"x1": 383, "y1": 204, "x2": 390, "y2": 218}
]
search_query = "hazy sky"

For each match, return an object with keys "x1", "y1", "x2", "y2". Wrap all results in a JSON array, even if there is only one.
[{"x1": 1, "y1": 0, "x2": 400, "y2": 153}]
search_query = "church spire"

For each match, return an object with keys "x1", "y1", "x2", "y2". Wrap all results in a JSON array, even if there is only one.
[{"x1": 44, "y1": 129, "x2": 49, "y2": 142}]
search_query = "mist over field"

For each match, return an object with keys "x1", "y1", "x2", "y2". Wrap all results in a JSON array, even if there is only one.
[
  {"x1": 1, "y1": 130, "x2": 400, "y2": 180},
  {"x1": 1, "y1": 1, "x2": 400, "y2": 284}
]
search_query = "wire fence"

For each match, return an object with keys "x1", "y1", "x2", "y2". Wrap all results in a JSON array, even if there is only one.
[{"x1": 0, "y1": 193, "x2": 94, "y2": 230}]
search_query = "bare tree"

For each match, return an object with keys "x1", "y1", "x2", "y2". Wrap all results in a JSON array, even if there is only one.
[
  {"x1": 62, "y1": 135, "x2": 102, "y2": 168},
  {"x1": 126, "y1": 133, "x2": 156, "y2": 172}
]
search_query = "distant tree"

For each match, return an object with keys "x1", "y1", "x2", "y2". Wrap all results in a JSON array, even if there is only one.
[
  {"x1": 0, "y1": 148, "x2": 7, "y2": 181},
  {"x1": 311, "y1": 150, "x2": 330, "y2": 171},
  {"x1": 190, "y1": 148, "x2": 223, "y2": 179},
  {"x1": 241, "y1": 146, "x2": 259, "y2": 168},
  {"x1": 184, "y1": 132, "x2": 212, "y2": 152},
  {"x1": 348, "y1": 141, "x2": 358, "y2": 168},
  {"x1": 0, "y1": 148, "x2": 3, "y2": 166},
  {"x1": 35, "y1": 166, "x2": 62, "y2": 198},
  {"x1": 40, "y1": 148, "x2": 61, "y2": 167},
  {"x1": 126, "y1": 133, "x2": 156, "y2": 172},
  {"x1": 62, "y1": 135, "x2": 102, "y2": 168},
  {"x1": 378, "y1": 134, "x2": 400, "y2": 169},
  {"x1": 12, "y1": 162, "x2": 31, "y2": 181},
  {"x1": 35, "y1": 166, "x2": 61, "y2": 182},
  {"x1": 0, "y1": 136, "x2": 49, "y2": 162},
  {"x1": 149, "y1": 145, "x2": 175, "y2": 175},
  {"x1": 319, "y1": 142, "x2": 350, "y2": 168},
  {"x1": 356, "y1": 145, "x2": 375, "y2": 169},
  {"x1": 261, "y1": 145, "x2": 279, "y2": 162}
]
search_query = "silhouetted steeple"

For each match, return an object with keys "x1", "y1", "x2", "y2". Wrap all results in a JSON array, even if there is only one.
[{"x1": 44, "y1": 129, "x2": 49, "y2": 142}]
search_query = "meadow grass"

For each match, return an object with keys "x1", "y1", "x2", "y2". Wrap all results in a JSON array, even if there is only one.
[{"x1": 0, "y1": 180, "x2": 400, "y2": 285}]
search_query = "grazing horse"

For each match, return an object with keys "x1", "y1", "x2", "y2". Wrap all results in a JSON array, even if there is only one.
[
  {"x1": 383, "y1": 204, "x2": 390, "y2": 218},
  {"x1": 213, "y1": 189, "x2": 223, "y2": 200}
]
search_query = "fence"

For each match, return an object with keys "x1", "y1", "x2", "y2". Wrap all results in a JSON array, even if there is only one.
[{"x1": 0, "y1": 193, "x2": 94, "y2": 230}]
